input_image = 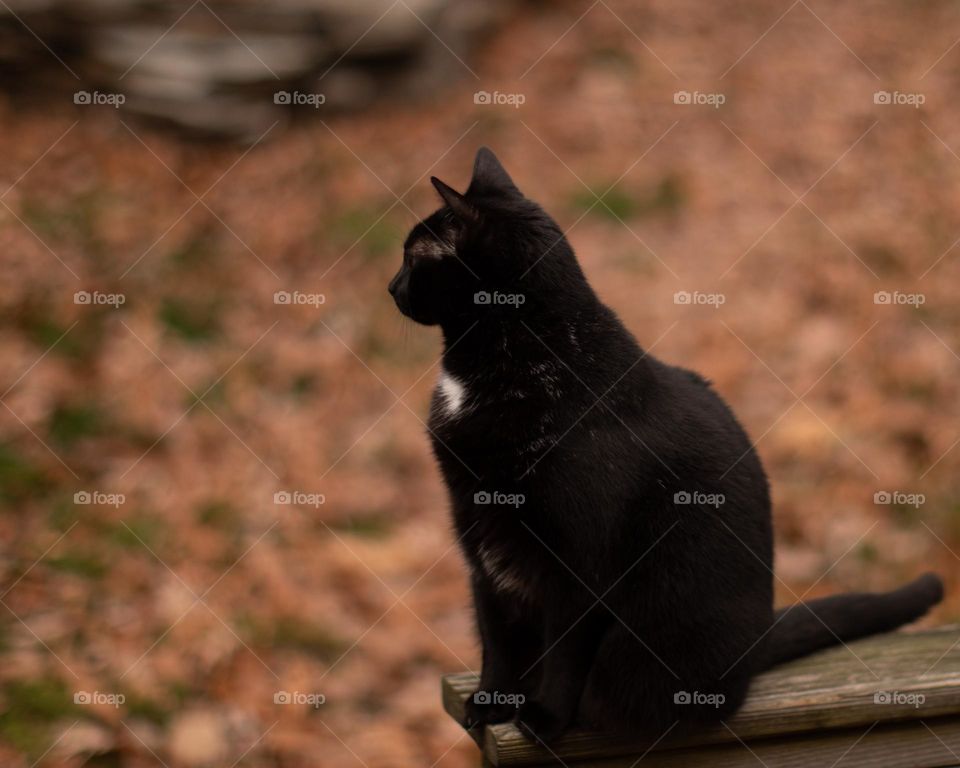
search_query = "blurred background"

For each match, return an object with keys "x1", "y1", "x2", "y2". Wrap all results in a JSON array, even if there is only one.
[{"x1": 1, "y1": 0, "x2": 960, "y2": 765}]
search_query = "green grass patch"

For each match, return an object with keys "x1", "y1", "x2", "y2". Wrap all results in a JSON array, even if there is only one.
[
  {"x1": 585, "y1": 186, "x2": 638, "y2": 220},
  {"x1": 0, "y1": 443, "x2": 51, "y2": 504},
  {"x1": 573, "y1": 174, "x2": 686, "y2": 221},
  {"x1": 290, "y1": 372, "x2": 318, "y2": 397},
  {"x1": 0, "y1": 678, "x2": 80, "y2": 757},
  {"x1": 11, "y1": 303, "x2": 103, "y2": 361},
  {"x1": 196, "y1": 500, "x2": 239, "y2": 527},
  {"x1": 889, "y1": 503, "x2": 922, "y2": 527},
  {"x1": 46, "y1": 551, "x2": 108, "y2": 579},
  {"x1": 167, "y1": 230, "x2": 222, "y2": 270},
  {"x1": 857, "y1": 540, "x2": 880, "y2": 564},
  {"x1": 124, "y1": 693, "x2": 170, "y2": 725},
  {"x1": 641, "y1": 175, "x2": 686, "y2": 216},
  {"x1": 167, "y1": 680, "x2": 198, "y2": 708},
  {"x1": 46, "y1": 497, "x2": 78, "y2": 532},
  {"x1": 23, "y1": 316, "x2": 90, "y2": 359},
  {"x1": 238, "y1": 614, "x2": 346, "y2": 661},
  {"x1": 586, "y1": 44, "x2": 634, "y2": 70},
  {"x1": 329, "y1": 513, "x2": 393, "y2": 539},
  {"x1": 19, "y1": 191, "x2": 103, "y2": 249},
  {"x1": 327, "y1": 205, "x2": 402, "y2": 264},
  {"x1": 109, "y1": 516, "x2": 166, "y2": 550},
  {"x1": 183, "y1": 379, "x2": 227, "y2": 409},
  {"x1": 159, "y1": 298, "x2": 221, "y2": 343},
  {"x1": 48, "y1": 403, "x2": 107, "y2": 447}
]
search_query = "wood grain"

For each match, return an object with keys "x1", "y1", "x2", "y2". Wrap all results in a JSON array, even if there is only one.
[{"x1": 441, "y1": 626, "x2": 960, "y2": 766}]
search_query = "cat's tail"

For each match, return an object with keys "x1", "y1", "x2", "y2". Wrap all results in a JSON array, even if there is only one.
[{"x1": 760, "y1": 572, "x2": 944, "y2": 670}]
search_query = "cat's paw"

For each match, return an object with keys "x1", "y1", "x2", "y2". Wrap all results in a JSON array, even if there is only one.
[
  {"x1": 463, "y1": 691, "x2": 519, "y2": 730},
  {"x1": 515, "y1": 700, "x2": 572, "y2": 745}
]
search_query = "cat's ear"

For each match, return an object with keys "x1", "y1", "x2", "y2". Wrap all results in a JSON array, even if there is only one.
[
  {"x1": 467, "y1": 146, "x2": 521, "y2": 197},
  {"x1": 430, "y1": 177, "x2": 476, "y2": 221}
]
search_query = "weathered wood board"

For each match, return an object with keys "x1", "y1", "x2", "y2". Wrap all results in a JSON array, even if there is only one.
[{"x1": 442, "y1": 626, "x2": 960, "y2": 766}]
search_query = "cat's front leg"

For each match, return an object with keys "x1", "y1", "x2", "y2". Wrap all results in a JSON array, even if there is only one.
[
  {"x1": 515, "y1": 601, "x2": 606, "y2": 745},
  {"x1": 464, "y1": 576, "x2": 540, "y2": 730}
]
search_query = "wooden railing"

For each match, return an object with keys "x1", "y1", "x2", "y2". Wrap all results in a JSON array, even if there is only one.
[{"x1": 442, "y1": 626, "x2": 960, "y2": 767}]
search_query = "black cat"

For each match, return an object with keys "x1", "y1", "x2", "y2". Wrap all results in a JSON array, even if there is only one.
[{"x1": 388, "y1": 147, "x2": 943, "y2": 745}]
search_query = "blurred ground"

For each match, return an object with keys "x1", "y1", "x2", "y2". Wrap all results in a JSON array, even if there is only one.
[{"x1": 2, "y1": 0, "x2": 960, "y2": 766}]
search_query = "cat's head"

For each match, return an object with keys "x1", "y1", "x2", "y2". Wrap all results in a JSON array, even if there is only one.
[{"x1": 388, "y1": 147, "x2": 586, "y2": 327}]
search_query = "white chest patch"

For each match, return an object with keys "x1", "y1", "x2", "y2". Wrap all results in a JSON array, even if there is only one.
[{"x1": 437, "y1": 368, "x2": 467, "y2": 417}]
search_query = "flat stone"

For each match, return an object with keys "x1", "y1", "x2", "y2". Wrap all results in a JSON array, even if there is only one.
[
  {"x1": 320, "y1": 0, "x2": 449, "y2": 56},
  {"x1": 315, "y1": 65, "x2": 379, "y2": 110},
  {"x1": 123, "y1": 71, "x2": 213, "y2": 101},
  {"x1": 92, "y1": 26, "x2": 325, "y2": 83},
  {"x1": 124, "y1": 93, "x2": 285, "y2": 142}
]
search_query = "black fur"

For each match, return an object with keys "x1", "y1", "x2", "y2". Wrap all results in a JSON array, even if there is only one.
[{"x1": 388, "y1": 147, "x2": 944, "y2": 744}]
